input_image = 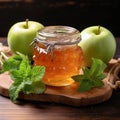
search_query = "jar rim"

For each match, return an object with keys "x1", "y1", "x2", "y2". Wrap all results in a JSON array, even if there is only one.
[{"x1": 34, "y1": 26, "x2": 81, "y2": 45}]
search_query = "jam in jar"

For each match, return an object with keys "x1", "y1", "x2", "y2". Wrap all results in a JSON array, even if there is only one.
[{"x1": 33, "y1": 26, "x2": 84, "y2": 86}]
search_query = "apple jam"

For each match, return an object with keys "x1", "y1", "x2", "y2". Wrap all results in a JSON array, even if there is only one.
[{"x1": 32, "y1": 26, "x2": 84, "y2": 86}]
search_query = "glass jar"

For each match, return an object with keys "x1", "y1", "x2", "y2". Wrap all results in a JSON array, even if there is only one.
[{"x1": 32, "y1": 26, "x2": 84, "y2": 86}]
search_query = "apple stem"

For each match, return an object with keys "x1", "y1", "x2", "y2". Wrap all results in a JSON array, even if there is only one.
[
  {"x1": 26, "y1": 19, "x2": 29, "y2": 29},
  {"x1": 98, "y1": 25, "x2": 101, "y2": 34}
]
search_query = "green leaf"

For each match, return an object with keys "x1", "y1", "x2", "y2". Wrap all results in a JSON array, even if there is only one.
[
  {"x1": 1, "y1": 55, "x2": 22, "y2": 72},
  {"x1": 31, "y1": 66, "x2": 45, "y2": 82},
  {"x1": 1, "y1": 53, "x2": 46, "y2": 102},
  {"x1": 72, "y1": 74, "x2": 84, "y2": 83},
  {"x1": 93, "y1": 79, "x2": 104, "y2": 88},
  {"x1": 90, "y1": 58, "x2": 107, "y2": 77},
  {"x1": 10, "y1": 70, "x2": 23, "y2": 82},
  {"x1": 19, "y1": 59, "x2": 31, "y2": 77},
  {"x1": 23, "y1": 81, "x2": 46, "y2": 94},
  {"x1": 72, "y1": 58, "x2": 107, "y2": 92},
  {"x1": 9, "y1": 82, "x2": 25, "y2": 102},
  {"x1": 78, "y1": 80, "x2": 93, "y2": 92}
]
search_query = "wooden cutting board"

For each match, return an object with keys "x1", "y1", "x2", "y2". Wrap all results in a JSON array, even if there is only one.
[{"x1": 0, "y1": 59, "x2": 119, "y2": 107}]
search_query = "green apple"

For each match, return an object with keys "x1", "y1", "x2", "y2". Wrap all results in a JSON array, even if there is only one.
[
  {"x1": 78, "y1": 26, "x2": 116, "y2": 67},
  {"x1": 7, "y1": 19, "x2": 44, "y2": 57}
]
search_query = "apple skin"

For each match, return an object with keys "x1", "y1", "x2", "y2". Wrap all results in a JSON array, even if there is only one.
[
  {"x1": 7, "y1": 21, "x2": 44, "y2": 57},
  {"x1": 78, "y1": 26, "x2": 116, "y2": 67}
]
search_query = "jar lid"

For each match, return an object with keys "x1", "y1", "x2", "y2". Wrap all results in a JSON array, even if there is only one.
[{"x1": 33, "y1": 26, "x2": 81, "y2": 53}]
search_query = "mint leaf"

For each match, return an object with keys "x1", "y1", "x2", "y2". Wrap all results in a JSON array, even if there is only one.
[
  {"x1": 31, "y1": 66, "x2": 45, "y2": 82},
  {"x1": 9, "y1": 81, "x2": 25, "y2": 102},
  {"x1": 72, "y1": 58, "x2": 107, "y2": 92},
  {"x1": 93, "y1": 79, "x2": 104, "y2": 87},
  {"x1": 23, "y1": 81, "x2": 46, "y2": 94},
  {"x1": 1, "y1": 53, "x2": 46, "y2": 102},
  {"x1": 90, "y1": 58, "x2": 107, "y2": 77},
  {"x1": 78, "y1": 80, "x2": 93, "y2": 92},
  {"x1": 1, "y1": 55, "x2": 22, "y2": 72}
]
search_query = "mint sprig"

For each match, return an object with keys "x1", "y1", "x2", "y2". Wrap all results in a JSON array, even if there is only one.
[
  {"x1": 1, "y1": 53, "x2": 46, "y2": 102},
  {"x1": 72, "y1": 58, "x2": 107, "y2": 92}
]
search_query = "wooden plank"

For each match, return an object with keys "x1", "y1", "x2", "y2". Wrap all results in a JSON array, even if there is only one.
[{"x1": 0, "y1": 67, "x2": 113, "y2": 107}]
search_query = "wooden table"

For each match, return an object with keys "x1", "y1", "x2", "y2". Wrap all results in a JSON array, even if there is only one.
[{"x1": 0, "y1": 37, "x2": 120, "y2": 120}]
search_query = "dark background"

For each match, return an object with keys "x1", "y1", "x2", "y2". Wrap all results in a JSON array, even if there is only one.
[{"x1": 0, "y1": 0, "x2": 120, "y2": 37}]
